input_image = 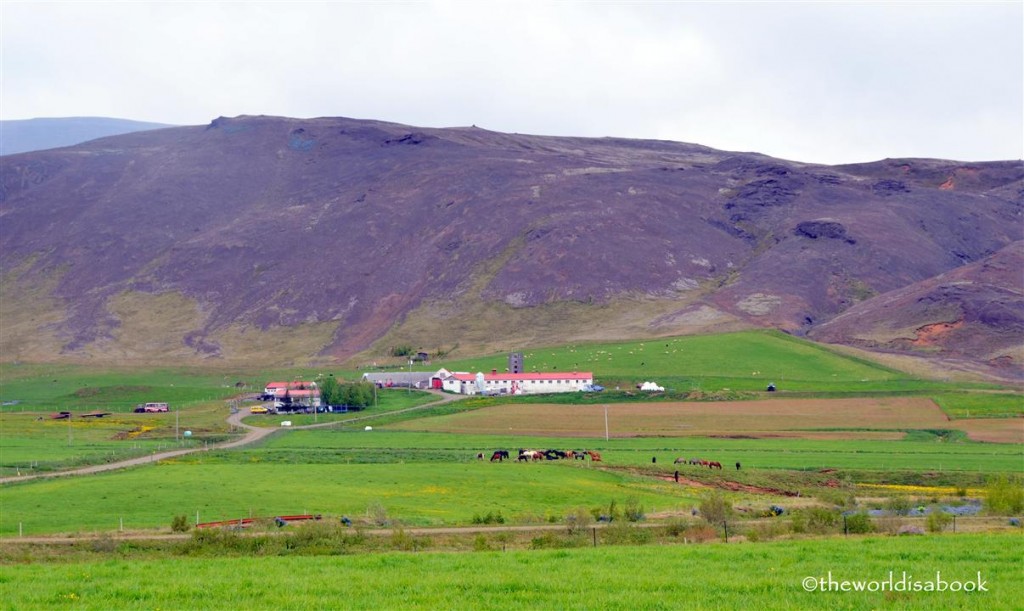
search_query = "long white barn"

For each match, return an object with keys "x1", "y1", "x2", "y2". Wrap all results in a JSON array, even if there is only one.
[{"x1": 442, "y1": 371, "x2": 594, "y2": 396}]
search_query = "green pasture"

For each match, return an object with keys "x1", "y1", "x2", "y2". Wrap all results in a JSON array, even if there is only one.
[
  {"x1": 0, "y1": 461, "x2": 692, "y2": 535},
  {"x1": 417, "y1": 330, "x2": 1015, "y2": 400},
  {"x1": 2, "y1": 533, "x2": 1020, "y2": 609},
  {"x1": 0, "y1": 403, "x2": 233, "y2": 477},
  {"x1": 932, "y1": 393, "x2": 1024, "y2": 419},
  {"x1": 252, "y1": 430, "x2": 1024, "y2": 473},
  {"x1": 436, "y1": 331, "x2": 907, "y2": 387},
  {"x1": 0, "y1": 364, "x2": 251, "y2": 413}
]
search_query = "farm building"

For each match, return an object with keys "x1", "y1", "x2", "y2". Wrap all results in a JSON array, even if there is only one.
[
  {"x1": 441, "y1": 371, "x2": 594, "y2": 396},
  {"x1": 264, "y1": 381, "x2": 321, "y2": 407},
  {"x1": 361, "y1": 369, "x2": 451, "y2": 390}
]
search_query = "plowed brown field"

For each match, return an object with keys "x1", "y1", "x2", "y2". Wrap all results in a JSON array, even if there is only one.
[{"x1": 392, "y1": 397, "x2": 1018, "y2": 441}]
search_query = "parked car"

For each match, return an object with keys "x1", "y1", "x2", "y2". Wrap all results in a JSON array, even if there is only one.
[{"x1": 250, "y1": 406, "x2": 269, "y2": 414}]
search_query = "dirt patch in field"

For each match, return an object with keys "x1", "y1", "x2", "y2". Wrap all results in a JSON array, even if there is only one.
[
  {"x1": 393, "y1": 397, "x2": 951, "y2": 439},
  {"x1": 655, "y1": 473, "x2": 801, "y2": 497},
  {"x1": 952, "y1": 418, "x2": 1024, "y2": 443}
]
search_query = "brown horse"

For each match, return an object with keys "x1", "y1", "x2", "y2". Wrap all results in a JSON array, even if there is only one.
[
  {"x1": 587, "y1": 451, "x2": 603, "y2": 462},
  {"x1": 708, "y1": 461, "x2": 723, "y2": 470}
]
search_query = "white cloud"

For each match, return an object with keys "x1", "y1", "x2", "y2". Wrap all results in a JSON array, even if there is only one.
[{"x1": 1, "y1": 1, "x2": 1020, "y2": 164}]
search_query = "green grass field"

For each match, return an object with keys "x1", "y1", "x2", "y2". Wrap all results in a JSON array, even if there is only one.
[
  {"x1": 1, "y1": 533, "x2": 1020, "y2": 609},
  {"x1": 932, "y1": 393, "x2": 1024, "y2": 419},
  {"x1": 2, "y1": 426, "x2": 1019, "y2": 536},
  {"x1": 254, "y1": 430, "x2": 1024, "y2": 472},
  {"x1": 0, "y1": 364, "x2": 254, "y2": 413},
  {"x1": 0, "y1": 461, "x2": 692, "y2": 535},
  {"x1": 1, "y1": 330, "x2": 1022, "y2": 609}
]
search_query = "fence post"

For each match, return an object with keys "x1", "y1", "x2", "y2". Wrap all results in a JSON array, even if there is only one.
[
  {"x1": 843, "y1": 515, "x2": 848, "y2": 536},
  {"x1": 592, "y1": 527, "x2": 597, "y2": 547},
  {"x1": 953, "y1": 515, "x2": 956, "y2": 533},
  {"x1": 723, "y1": 521, "x2": 729, "y2": 543}
]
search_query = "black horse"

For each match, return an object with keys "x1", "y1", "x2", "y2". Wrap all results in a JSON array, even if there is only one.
[{"x1": 490, "y1": 450, "x2": 510, "y2": 462}]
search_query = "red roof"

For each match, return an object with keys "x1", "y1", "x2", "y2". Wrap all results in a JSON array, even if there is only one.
[
  {"x1": 449, "y1": 372, "x2": 592, "y2": 382},
  {"x1": 266, "y1": 381, "x2": 314, "y2": 389}
]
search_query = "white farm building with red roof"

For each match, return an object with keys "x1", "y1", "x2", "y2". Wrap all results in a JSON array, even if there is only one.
[{"x1": 441, "y1": 371, "x2": 593, "y2": 396}]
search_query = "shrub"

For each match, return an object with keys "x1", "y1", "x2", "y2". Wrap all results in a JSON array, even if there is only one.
[
  {"x1": 602, "y1": 521, "x2": 652, "y2": 545},
  {"x1": 90, "y1": 534, "x2": 117, "y2": 553},
  {"x1": 390, "y1": 529, "x2": 428, "y2": 551},
  {"x1": 390, "y1": 345, "x2": 414, "y2": 357},
  {"x1": 680, "y1": 524, "x2": 718, "y2": 543},
  {"x1": 663, "y1": 518, "x2": 689, "y2": 538},
  {"x1": 471, "y1": 511, "x2": 506, "y2": 525},
  {"x1": 698, "y1": 492, "x2": 733, "y2": 524},
  {"x1": 885, "y1": 496, "x2": 913, "y2": 516},
  {"x1": 606, "y1": 499, "x2": 622, "y2": 522},
  {"x1": 367, "y1": 501, "x2": 390, "y2": 527},
  {"x1": 565, "y1": 507, "x2": 593, "y2": 535},
  {"x1": 806, "y1": 507, "x2": 840, "y2": 534},
  {"x1": 926, "y1": 510, "x2": 953, "y2": 533},
  {"x1": 985, "y1": 475, "x2": 1024, "y2": 515},
  {"x1": 844, "y1": 512, "x2": 874, "y2": 534},
  {"x1": 473, "y1": 534, "x2": 492, "y2": 552},
  {"x1": 789, "y1": 512, "x2": 807, "y2": 534},
  {"x1": 875, "y1": 515, "x2": 905, "y2": 535},
  {"x1": 171, "y1": 515, "x2": 191, "y2": 533},
  {"x1": 746, "y1": 521, "x2": 785, "y2": 542},
  {"x1": 624, "y1": 497, "x2": 645, "y2": 522},
  {"x1": 530, "y1": 533, "x2": 584, "y2": 550}
]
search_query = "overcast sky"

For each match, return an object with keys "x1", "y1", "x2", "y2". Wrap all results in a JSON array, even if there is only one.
[{"x1": 2, "y1": 1, "x2": 1021, "y2": 164}]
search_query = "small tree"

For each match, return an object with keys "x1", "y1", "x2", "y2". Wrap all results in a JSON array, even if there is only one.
[
  {"x1": 319, "y1": 376, "x2": 340, "y2": 406},
  {"x1": 171, "y1": 515, "x2": 191, "y2": 532},
  {"x1": 926, "y1": 510, "x2": 953, "y2": 533},
  {"x1": 698, "y1": 492, "x2": 733, "y2": 524},
  {"x1": 986, "y1": 475, "x2": 1024, "y2": 515}
]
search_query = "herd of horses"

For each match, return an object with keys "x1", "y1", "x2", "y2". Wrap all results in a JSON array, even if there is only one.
[
  {"x1": 475, "y1": 450, "x2": 734, "y2": 470},
  {"x1": 674, "y1": 457, "x2": 734, "y2": 470},
  {"x1": 478, "y1": 449, "x2": 603, "y2": 462}
]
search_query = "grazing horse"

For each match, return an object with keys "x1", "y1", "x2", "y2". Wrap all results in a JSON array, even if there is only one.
[
  {"x1": 518, "y1": 449, "x2": 543, "y2": 462},
  {"x1": 587, "y1": 451, "x2": 603, "y2": 462},
  {"x1": 699, "y1": 460, "x2": 710, "y2": 467},
  {"x1": 476, "y1": 452, "x2": 484, "y2": 460},
  {"x1": 544, "y1": 449, "x2": 567, "y2": 460},
  {"x1": 574, "y1": 451, "x2": 587, "y2": 461},
  {"x1": 490, "y1": 450, "x2": 510, "y2": 462},
  {"x1": 708, "y1": 461, "x2": 723, "y2": 470},
  {"x1": 689, "y1": 458, "x2": 701, "y2": 466},
  {"x1": 673, "y1": 457, "x2": 687, "y2": 464}
]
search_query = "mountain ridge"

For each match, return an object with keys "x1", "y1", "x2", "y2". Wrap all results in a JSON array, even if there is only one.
[
  {"x1": 1, "y1": 115, "x2": 1020, "y2": 378},
  {"x1": 0, "y1": 117, "x2": 175, "y2": 156}
]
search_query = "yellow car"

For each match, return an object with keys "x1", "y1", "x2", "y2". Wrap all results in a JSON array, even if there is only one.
[{"x1": 250, "y1": 405, "x2": 269, "y2": 414}]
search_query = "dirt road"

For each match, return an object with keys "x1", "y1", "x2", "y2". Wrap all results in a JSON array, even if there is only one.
[{"x1": 0, "y1": 390, "x2": 461, "y2": 485}]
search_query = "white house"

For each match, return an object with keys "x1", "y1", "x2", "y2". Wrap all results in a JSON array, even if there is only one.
[{"x1": 441, "y1": 371, "x2": 594, "y2": 396}]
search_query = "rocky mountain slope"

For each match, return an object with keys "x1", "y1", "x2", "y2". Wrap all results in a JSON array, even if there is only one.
[{"x1": 1, "y1": 115, "x2": 1020, "y2": 376}]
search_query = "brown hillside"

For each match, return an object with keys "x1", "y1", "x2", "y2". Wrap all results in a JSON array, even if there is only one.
[{"x1": 1, "y1": 115, "x2": 1021, "y2": 374}]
